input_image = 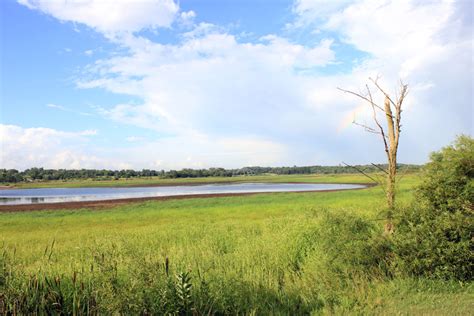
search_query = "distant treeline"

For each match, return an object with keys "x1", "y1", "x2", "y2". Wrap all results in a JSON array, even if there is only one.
[{"x1": 0, "y1": 164, "x2": 422, "y2": 183}]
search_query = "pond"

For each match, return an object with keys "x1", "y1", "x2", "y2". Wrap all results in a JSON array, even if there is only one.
[{"x1": 0, "y1": 183, "x2": 366, "y2": 205}]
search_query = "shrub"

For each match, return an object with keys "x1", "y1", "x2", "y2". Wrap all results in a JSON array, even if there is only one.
[{"x1": 393, "y1": 135, "x2": 473, "y2": 280}]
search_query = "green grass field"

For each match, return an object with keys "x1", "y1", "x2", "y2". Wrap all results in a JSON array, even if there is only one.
[{"x1": 1, "y1": 174, "x2": 472, "y2": 314}]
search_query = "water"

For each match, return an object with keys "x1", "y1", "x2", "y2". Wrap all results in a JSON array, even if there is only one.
[{"x1": 0, "y1": 183, "x2": 365, "y2": 205}]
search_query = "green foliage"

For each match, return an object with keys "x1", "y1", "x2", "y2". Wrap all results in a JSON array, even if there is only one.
[
  {"x1": 394, "y1": 135, "x2": 474, "y2": 280},
  {"x1": 417, "y1": 135, "x2": 474, "y2": 212},
  {"x1": 175, "y1": 271, "x2": 193, "y2": 314}
]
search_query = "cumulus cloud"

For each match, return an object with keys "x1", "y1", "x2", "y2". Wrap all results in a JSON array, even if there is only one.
[
  {"x1": 0, "y1": 124, "x2": 290, "y2": 170},
  {"x1": 0, "y1": 125, "x2": 104, "y2": 169},
  {"x1": 179, "y1": 10, "x2": 196, "y2": 26},
  {"x1": 79, "y1": 32, "x2": 336, "y2": 141},
  {"x1": 291, "y1": 0, "x2": 353, "y2": 27},
  {"x1": 17, "y1": 0, "x2": 179, "y2": 35}
]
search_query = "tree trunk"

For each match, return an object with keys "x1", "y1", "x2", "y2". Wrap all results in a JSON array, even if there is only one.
[
  {"x1": 385, "y1": 96, "x2": 397, "y2": 234},
  {"x1": 385, "y1": 153, "x2": 396, "y2": 233}
]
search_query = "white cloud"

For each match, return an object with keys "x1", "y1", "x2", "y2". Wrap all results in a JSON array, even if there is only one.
[
  {"x1": 181, "y1": 10, "x2": 196, "y2": 20},
  {"x1": 17, "y1": 0, "x2": 179, "y2": 35},
  {"x1": 291, "y1": 0, "x2": 354, "y2": 27},
  {"x1": 80, "y1": 31, "x2": 336, "y2": 140},
  {"x1": 0, "y1": 125, "x2": 103, "y2": 169},
  {"x1": 0, "y1": 124, "x2": 290, "y2": 170},
  {"x1": 46, "y1": 103, "x2": 92, "y2": 116},
  {"x1": 179, "y1": 10, "x2": 196, "y2": 26},
  {"x1": 46, "y1": 103, "x2": 66, "y2": 110}
]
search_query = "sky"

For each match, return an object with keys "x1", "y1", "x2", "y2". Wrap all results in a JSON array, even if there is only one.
[{"x1": 0, "y1": 0, "x2": 472, "y2": 170}]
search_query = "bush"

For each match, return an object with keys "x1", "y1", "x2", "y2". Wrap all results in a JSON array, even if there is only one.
[
  {"x1": 394, "y1": 135, "x2": 473, "y2": 280},
  {"x1": 417, "y1": 135, "x2": 473, "y2": 212}
]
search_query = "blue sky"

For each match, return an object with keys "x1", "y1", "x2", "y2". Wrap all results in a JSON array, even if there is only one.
[{"x1": 1, "y1": 0, "x2": 472, "y2": 170}]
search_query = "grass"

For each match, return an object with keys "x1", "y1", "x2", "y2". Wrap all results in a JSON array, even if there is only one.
[{"x1": 1, "y1": 174, "x2": 472, "y2": 314}]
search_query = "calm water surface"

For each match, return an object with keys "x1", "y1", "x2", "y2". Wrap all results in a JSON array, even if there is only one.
[{"x1": 0, "y1": 183, "x2": 365, "y2": 205}]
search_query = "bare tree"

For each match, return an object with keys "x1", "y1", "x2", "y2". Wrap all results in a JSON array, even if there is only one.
[{"x1": 338, "y1": 77, "x2": 408, "y2": 233}]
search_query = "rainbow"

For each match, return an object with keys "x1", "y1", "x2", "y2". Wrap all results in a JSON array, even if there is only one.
[{"x1": 337, "y1": 103, "x2": 367, "y2": 133}]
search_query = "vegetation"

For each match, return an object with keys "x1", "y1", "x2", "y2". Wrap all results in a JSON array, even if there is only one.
[
  {"x1": 393, "y1": 135, "x2": 473, "y2": 280},
  {"x1": 0, "y1": 168, "x2": 473, "y2": 314},
  {"x1": 0, "y1": 164, "x2": 421, "y2": 184}
]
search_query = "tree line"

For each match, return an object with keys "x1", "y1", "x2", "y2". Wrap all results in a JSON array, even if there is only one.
[{"x1": 0, "y1": 164, "x2": 421, "y2": 183}]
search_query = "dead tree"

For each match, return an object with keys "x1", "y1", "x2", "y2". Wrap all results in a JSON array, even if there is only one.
[{"x1": 338, "y1": 77, "x2": 408, "y2": 233}]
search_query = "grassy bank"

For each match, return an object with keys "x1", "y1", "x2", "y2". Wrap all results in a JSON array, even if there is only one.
[{"x1": 1, "y1": 174, "x2": 472, "y2": 314}]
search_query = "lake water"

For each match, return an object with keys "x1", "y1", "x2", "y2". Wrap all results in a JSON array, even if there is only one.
[{"x1": 0, "y1": 183, "x2": 365, "y2": 205}]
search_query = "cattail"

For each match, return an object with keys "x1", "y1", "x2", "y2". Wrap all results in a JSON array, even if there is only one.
[{"x1": 72, "y1": 271, "x2": 77, "y2": 284}]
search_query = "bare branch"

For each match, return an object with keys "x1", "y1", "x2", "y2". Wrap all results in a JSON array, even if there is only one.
[
  {"x1": 369, "y1": 77, "x2": 397, "y2": 108},
  {"x1": 396, "y1": 165, "x2": 410, "y2": 183},
  {"x1": 337, "y1": 87, "x2": 388, "y2": 114},
  {"x1": 394, "y1": 81, "x2": 408, "y2": 147},
  {"x1": 352, "y1": 121, "x2": 386, "y2": 136},
  {"x1": 367, "y1": 84, "x2": 390, "y2": 156},
  {"x1": 342, "y1": 162, "x2": 380, "y2": 184},
  {"x1": 371, "y1": 163, "x2": 388, "y2": 174}
]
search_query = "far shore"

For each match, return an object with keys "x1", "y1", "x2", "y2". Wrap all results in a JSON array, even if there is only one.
[{"x1": 0, "y1": 173, "x2": 384, "y2": 190}]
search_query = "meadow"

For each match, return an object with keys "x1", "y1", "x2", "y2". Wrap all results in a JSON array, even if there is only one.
[{"x1": 1, "y1": 174, "x2": 472, "y2": 314}]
